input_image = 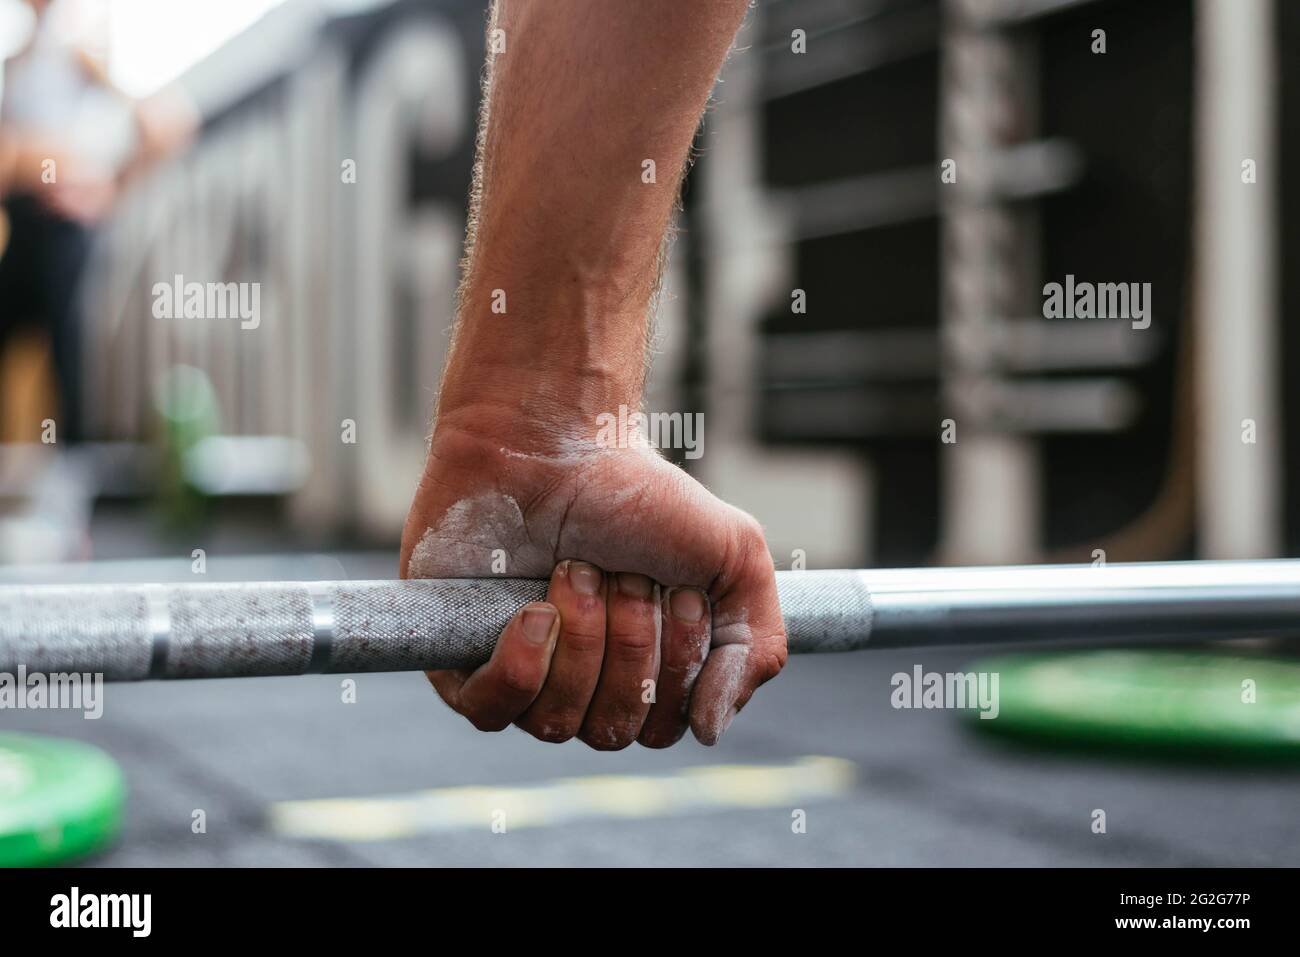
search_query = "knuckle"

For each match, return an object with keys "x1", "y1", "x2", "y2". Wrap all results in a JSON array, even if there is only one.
[
  {"x1": 497, "y1": 663, "x2": 542, "y2": 698},
  {"x1": 604, "y1": 626, "x2": 658, "y2": 660},
  {"x1": 579, "y1": 720, "x2": 639, "y2": 751},
  {"x1": 734, "y1": 511, "x2": 768, "y2": 551},
  {"x1": 755, "y1": 640, "x2": 788, "y2": 685},
  {"x1": 466, "y1": 710, "x2": 509, "y2": 733},
  {"x1": 558, "y1": 623, "x2": 605, "y2": 657},
  {"x1": 521, "y1": 713, "x2": 581, "y2": 744},
  {"x1": 727, "y1": 514, "x2": 774, "y2": 582},
  {"x1": 638, "y1": 723, "x2": 688, "y2": 750}
]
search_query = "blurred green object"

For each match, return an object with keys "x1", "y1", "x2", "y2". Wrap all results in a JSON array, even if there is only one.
[
  {"x1": 0, "y1": 734, "x2": 125, "y2": 867},
  {"x1": 965, "y1": 649, "x2": 1300, "y2": 760},
  {"x1": 153, "y1": 364, "x2": 220, "y2": 529}
]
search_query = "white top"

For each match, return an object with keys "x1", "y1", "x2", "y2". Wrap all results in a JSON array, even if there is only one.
[{"x1": 1, "y1": 2, "x2": 135, "y2": 173}]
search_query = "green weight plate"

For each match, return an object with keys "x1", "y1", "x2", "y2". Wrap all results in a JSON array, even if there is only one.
[
  {"x1": 0, "y1": 733, "x2": 125, "y2": 867},
  {"x1": 964, "y1": 650, "x2": 1300, "y2": 757}
]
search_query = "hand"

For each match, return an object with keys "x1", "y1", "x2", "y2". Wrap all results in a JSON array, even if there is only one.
[{"x1": 400, "y1": 414, "x2": 787, "y2": 749}]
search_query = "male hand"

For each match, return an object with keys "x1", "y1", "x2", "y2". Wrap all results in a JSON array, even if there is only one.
[{"x1": 400, "y1": 416, "x2": 786, "y2": 749}]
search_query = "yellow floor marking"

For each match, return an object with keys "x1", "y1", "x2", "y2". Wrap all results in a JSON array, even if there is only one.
[{"x1": 268, "y1": 755, "x2": 855, "y2": 841}]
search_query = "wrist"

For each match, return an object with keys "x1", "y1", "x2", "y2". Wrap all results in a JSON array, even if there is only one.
[
  {"x1": 436, "y1": 278, "x2": 649, "y2": 448},
  {"x1": 436, "y1": 366, "x2": 644, "y2": 460},
  {"x1": 434, "y1": 385, "x2": 638, "y2": 458}
]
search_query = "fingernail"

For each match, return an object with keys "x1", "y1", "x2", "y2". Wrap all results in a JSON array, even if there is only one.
[
  {"x1": 522, "y1": 604, "x2": 558, "y2": 645},
  {"x1": 669, "y1": 587, "x2": 706, "y2": 623},
  {"x1": 568, "y1": 561, "x2": 602, "y2": 596},
  {"x1": 617, "y1": 573, "x2": 654, "y2": 599}
]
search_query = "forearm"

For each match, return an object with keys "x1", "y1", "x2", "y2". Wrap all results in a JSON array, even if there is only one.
[{"x1": 437, "y1": 0, "x2": 750, "y2": 439}]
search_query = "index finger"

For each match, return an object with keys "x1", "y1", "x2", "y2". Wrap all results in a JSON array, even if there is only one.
[{"x1": 429, "y1": 601, "x2": 561, "y2": 732}]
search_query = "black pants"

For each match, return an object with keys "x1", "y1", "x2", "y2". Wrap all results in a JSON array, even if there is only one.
[{"x1": 0, "y1": 193, "x2": 91, "y2": 443}]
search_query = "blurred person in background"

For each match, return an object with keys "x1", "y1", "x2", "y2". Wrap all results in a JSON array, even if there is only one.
[{"x1": 0, "y1": 0, "x2": 193, "y2": 443}]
